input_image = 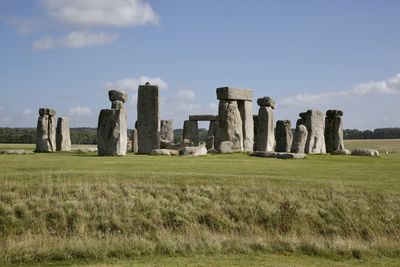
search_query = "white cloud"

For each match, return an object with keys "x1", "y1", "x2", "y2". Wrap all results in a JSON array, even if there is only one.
[
  {"x1": 105, "y1": 76, "x2": 168, "y2": 92},
  {"x1": 69, "y1": 106, "x2": 92, "y2": 116},
  {"x1": 33, "y1": 31, "x2": 118, "y2": 49},
  {"x1": 170, "y1": 90, "x2": 196, "y2": 101},
  {"x1": 1, "y1": 16, "x2": 43, "y2": 34},
  {"x1": 281, "y1": 73, "x2": 400, "y2": 107},
  {"x1": 22, "y1": 109, "x2": 33, "y2": 116},
  {"x1": 42, "y1": 0, "x2": 159, "y2": 27}
]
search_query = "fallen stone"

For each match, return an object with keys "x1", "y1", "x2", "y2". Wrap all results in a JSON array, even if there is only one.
[
  {"x1": 97, "y1": 109, "x2": 127, "y2": 156},
  {"x1": 189, "y1": 115, "x2": 218, "y2": 121},
  {"x1": 331, "y1": 149, "x2": 351, "y2": 155},
  {"x1": 256, "y1": 97, "x2": 276, "y2": 109},
  {"x1": 150, "y1": 149, "x2": 171, "y2": 156},
  {"x1": 251, "y1": 151, "x2": 306, "y2": 159},
  {"x1": 216, "y1": 87, "x2": 253, "y2": 101},
  {"x1": 218, "y1": 100, "x2": 243, "y2": 151},
  {"x1": 108, "y1": 90, "x2": 128, "y2": 102},
  {"x1": 219, "y1": 141, "x2": 233, "y2": 153},
  {"x1": 275, "y1": 120, "x2": 293, "y2": 152},
  {"x1": 0, "y1": 150, "x2": 33, "y2": 155},
  {"x1": 182, "y1": 146, "x2": 207, "y2": 156},
  {"x1": 56, "y1": 117, "x2": 71, "y2": 152},
  {"x1": 351, "y1": 149, "x2": 380, "y2": 157}
]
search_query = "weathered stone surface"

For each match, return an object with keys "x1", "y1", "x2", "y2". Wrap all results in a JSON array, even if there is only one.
[
  {"x1": 217, "y1": 100, "x2": 243, "y2": 151},
  {"x1": 216, "y1": 87, "x2": 253, "y2": 101},
  {"x1": 73, "y1": 146, "x2": 98, "y2": 153},
  {"x1": 325, "y1": 110, "x2": 345, "y2": 153},
  {"x1": 291, "y1": 124, "x2": 308, "y2": 153},
  {"x1": 137, "y1": 84, "x2": 160, "y2": 154},
  {"x1": 160, "y1": 120, "x2": 174, "y2": 142},
  {"x1": 206, "y1": 136, "x2": 214, "y2": 151},
  {"x1": 183, "y1": 120, "x2": 199, "y2": 146},
  {"x1": 238, "y1": 100, "x2": 254, "y2": 152},
  {"x1": 56, "y1": 117, "x2": 71, "y2": 152},
  {"x1": 0, "y1": 150, "x2": 33, "y2": 155},
  {"x1": 257, "y1": 97, "x2": 276, "y2": 109},
  {"x1": 108, "y1": 90, "x2": 128, "y2": 102},
  {"x1": 251, "y1": 151, "x2": 306, "y2": 159},
  {"x1": 351, "y1": 149, "x2": 380, "y2": 157},
  {"x1": 36, "y1": 113, "x2": 56, "y2": 152},
  {"x1": 254, "y1": 106, "x2": 274, "y2": 152},
  {"x1": 39, "y1": 108, "x2": 56, "y2": 116},
  {"x1": 206, "y1": 120, "x2": 217, "y2": 150},
  {"x1": 182, "y1": 146, "x2": 207, "y2": 156},
  {"x1": 131, "y1": 128, "x2": 138, "y2": 153},
  {"x1": 302, "y1": 110, "x2": 326, "y2": 154},
  {"x1": 111, "y1": 100, "x2": 124, "y2": 110},
  {"x1": 97, "y1": 109, "x2": 127, "y2": 156},
  {"x1": 150, "y1": 149, "x2": 171, "y2": 156},
  {"x1": 166, "y1": 140, "x2": 194, "y2": 150},
  {"x1": 219, "y1": 141, "x2": 233, "y2": 154},
  {"x1": 275, "y1": 120, "x2": 293, "y2": 152},
  {"x1": 210, "y1": 120, "x2": 219, "y2": 150},
  {"x1": 189, "y1": 115, "x2": 218, "y2": 121},
  {"x1": 331, "y1": 149, "x2": 351, "y2": 155}
]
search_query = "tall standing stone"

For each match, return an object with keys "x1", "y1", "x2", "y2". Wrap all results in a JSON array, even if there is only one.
[
  {"x1": 218, "y1": 100, "x2": 243, "y2": 151},
  {"x1": 275, "y1": 120, "x2": 292, "y2": 152},
  {"x1": 36, "y1": 108, "x2": 56, "y2": 152},
  {"x1": 325, "y1": 110, "x2": 345, "y2": 153},
  {"x1": 56, "y1": 117, "x2": 71, "y2": 152},
  {"x1": 183, "y1": 120, "x2": 199, "y2": 146},
  {"x1": 206, "y1": 120, "x2": 218, "y2": 150},
  {"x1": 291, "y1": 121, "x2": 308, "y2": 153},
  {"x1": 254, "y1": 97, "x2": 275, "y2": 152},
  {"x1": 131, "y1": 128, "x2": 138, "y2": 153},
  {"x1": 302, "y1": 110, "x2": 326, "y2": 154},
  {"x1": 238, "y1": 100, "x2": 254, "y2": 152},
  {"x1": 137, "y1": 83, "x2": 160, "y2": 154},
  {"x1": 97, "y1": 109, "x2": 127, "y2": 156},
  {"x1": 160, "y1": 120, "x2": 174, "y2": 143}
]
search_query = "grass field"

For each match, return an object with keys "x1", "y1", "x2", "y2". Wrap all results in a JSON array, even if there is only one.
[{"x1": 0, "y1": 140, "x2": 400, "y2": 266}]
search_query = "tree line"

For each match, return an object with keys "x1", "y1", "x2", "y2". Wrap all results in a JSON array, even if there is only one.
[{"x1": 0, "y1": 127, "x2": 399, "y2": 144}]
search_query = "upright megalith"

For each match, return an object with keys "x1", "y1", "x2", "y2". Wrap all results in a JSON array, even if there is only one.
[
  {"x1": 275, "y1": 120, "x2": 292, "y2": 152},
  {"x1": 36, "y1": 108, "x2": 56, "y2": 152},
  {"x1": 188, "y1": 115, "x2": 219, "y2": 150},
  {"x1": 56, "y1": 117, "x2": 71, "y2": 152},
  {"x1": 160, "y1": 120, "x2": 174, "y2": 143},
  {"x1": 325, "y1": 110, "x2": 345, "y2": 153},
  {"x1": 291, "y1": 121, "x2": 308, "y2": 153},
  {"x1": 97, "y1": 109, "x2": 127, "y2": 156},
  {"x1": 137, "y1": 83, "x2": 160, "y2": 154},
  {"x1": 216, "y1": 87, "x2": 253, "y2": 152},
  {"x1": 254, "y1": 97, "x2": 275, "y2": 152},
  {"x1": 131, "y1": 128, "x2": 138, "y2": 153},
  {"x1": 300, "y1": 110, "x2": 326, "y2": 154},
  {"x1": 206, "y1": 120, "x2": 218, "y2": 150},
  {"x1": 183, "y1": 120, "x2": 199, "y2": 146}
]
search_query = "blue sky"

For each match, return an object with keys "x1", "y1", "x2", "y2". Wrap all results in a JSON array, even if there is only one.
[{"x1": 0, "y1": 0, "x2": 399, "y2": 130}]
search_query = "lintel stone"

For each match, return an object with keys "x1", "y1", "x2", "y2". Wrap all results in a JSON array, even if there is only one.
[{"x1": 216, "y1": 87, "x2": 253, "y2": 101}]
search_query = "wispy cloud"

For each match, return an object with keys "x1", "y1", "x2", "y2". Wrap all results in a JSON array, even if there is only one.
[
  {"x1": 105, "y1": 76, "x2": 168, "y2": 92},
  {"x1": 33, "y1": 31, "x2": 118, "y2": 50},
  {"x1": 281, "y1": 73, "x2": 400, "y2": 107},
  {"x1": 41, "y1": 0, "x2": 159, "y2": 27},
  {"x1": 1, "y1": 16, "x2": 43, "y2": 35},
  {"x1": 69, "y1": 106, "x2": 92, "y2": 116}
]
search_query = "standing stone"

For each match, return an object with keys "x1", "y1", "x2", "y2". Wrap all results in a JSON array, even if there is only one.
[
  {"x1": 218, "y1": 100, "x2": 243, "y2": 151},
  {"x1": 254, "y1": 97, "x2": 275, "y2": 152},
  {"x1": 97, "y1": 109, "x2": 127, "y2": 156},
  {"x1": 206, "y1": 120, "x2": 217, "y2": 150},
  {"x1": 291, "y1": 123, "x2": 308, "y2": 153},
  {"x1": 56, "y1": 117, "x2": 71, "y2": 152},
  {"x1": 238, "y1": 100, "x2": 254, "y2": 152},
  {"x1": 325, "y1": 110, "x2": 345, "y2": 153},
  {"x1": 160, "y1": 120, "x2": 174, "y2": 142},
  {"x1": 137, "y1": 83, "x2": 160, "y2": 154},
  {"x1": 36, "y1": 108, "x2": 56, "y2": 152},
  {"x1": 131, "y1": 128, "x2": 138, "y2": 153},
  {"x1": 275, "y1": 120, "x2": 293, "y2": 152},
  {"x1": 302, "y1": 110, "x2": 326, "y2": 154},
  {"x1": 108, "y1": 90, "x2": 128, "y2": 102},
  {"x1": 183, "y1": 120, "x2": 199, "y2": 146}
]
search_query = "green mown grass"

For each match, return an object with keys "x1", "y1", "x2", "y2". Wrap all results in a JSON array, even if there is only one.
[{"x1": 0, "y1": 140, "x2": 399, "y2": 266}]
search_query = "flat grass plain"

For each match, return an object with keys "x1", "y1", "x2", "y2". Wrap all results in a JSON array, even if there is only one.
[{"x1": 0, "y1": 140, "x2": 399, "y2": 266}]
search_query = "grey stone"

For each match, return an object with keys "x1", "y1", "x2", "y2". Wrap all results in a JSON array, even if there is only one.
[
  {"x1": 219, "y1": 141, "x2": 233, "y2": 154},
  {"x1": 209, "y1": 120, "x2": 219, "y2": 150},
  {"x1": 257, "y1": 97, "x2": 276, "y2": 109},
  {"x1": 351, "y1": 149, "x2": 380, "y2": 157},
  {"x1": 275, "y1": 120, "x2": 293, "y2": 152},
  {"x1": 254, "y1": 106, "x2": 274, "y2": 152},
  {"x1": 183, "y1": 120, "x2": 199, "y2": 146},
  {"x1": 108, "y1": 90, "x2": 128, "y2": 102},
  {"x1": 56, "y1": 117, "x2": 71, "y2": 152},
  {"x1": 189, "y1": 115, "x2": 218, "y2": 121},
  {"x1": 0, "y1": 150, "x2": 33, "y2": 155},
  {"x1": 291, "y1": 124, "x2": 308, "y2": 153},
  {"x1": 111, "y1": 100, "x2": 124, "y2": 110},
  {"x1": 160, "y1": 140, "x2": 171, "y2": 149},
  {"x1": 166, "y1": 140, "x2": 194, "y2": 150},
  {"x1": 97, "y1": 109, "x2": 127, "y2": 156},
  {"x1": 131, "y1": 128, "x2": 138, "y2": 153},
  {"x1": 302, "y1": 110, "x2": 326, "y2": 154},
  {"x1": 137, "y1": 84, "x2": 160, "y2": 154},
  {"x1": 251, "y1": 151, "x2": 306, "y2": 159},
  {"x1": 216, "y1": 87, "x2": 253, "y2": 101},
  {"x1": 206, "y1": 136, "x2": 214, "y2": 151},
  {"x1": 39, "y1": 108, "x2": 56, "y2": 116},
  {"x1": 160, "y1": 120, "x2": 174, "y2": 142},
  {"x1": 182, "y1": 146, "x2": 207, "y2": 156},
  {"x1": 36, "y1": 113, "x2": 56, "y2": 152},
  {"x1": 331, "y1": 149, "x2": 351, "y2": 155},
  {"x1": 73, "y1": 146, "x2": 98, "y2": 153},
  {"x1": 217, "y1": 100, "x2": 243, "y2": 151},
  {"x1": 325, "y1": 110, "x2": 345, "y2": 153},
  {"x1": 150, "y1": 149, "x2": 171, "y2": 156},
  {"x1": 238, "y1": 100, "x2": 254, "y2": 152}
]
